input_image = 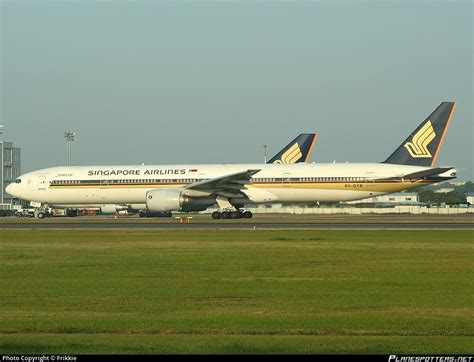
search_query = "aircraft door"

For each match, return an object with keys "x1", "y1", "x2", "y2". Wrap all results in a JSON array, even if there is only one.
[
  {"x1": 99, "y1": 176, "x2": 110, "y2": 202},
  {"x1": 100, "y1": 177, "x2": 109, "y2": 188},
  {"x1": 365, "y1": 172, "x2": 375, "y2": 183},
  {"x1": 38, "y1": 175, "x2": 47, "y2": 190},
  {"x1": 282, "y1": 173, "x2": 291, "y2": 187}
]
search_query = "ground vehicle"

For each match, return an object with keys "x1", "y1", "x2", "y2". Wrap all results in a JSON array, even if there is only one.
[
  {"x1": 14, "y1": 208, "x2": 36, "y2": 218},
  {"x1": 139, "y1": 209, "x2": 172, "y2": 218},
  {"x1": 0, "y1": 210, "x2": 15, "y2": 217},
  {"x1": 50, "y1": 208, "x2": 79, "y2": 217}
]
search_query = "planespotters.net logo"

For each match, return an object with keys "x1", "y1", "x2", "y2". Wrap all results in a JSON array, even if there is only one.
[{"x1": 389, "y1": 356, "x2": 473, "y2": 362}]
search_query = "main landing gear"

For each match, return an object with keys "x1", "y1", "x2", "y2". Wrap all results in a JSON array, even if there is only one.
[
  {"x1": 211, "y1": 210, "x2": 253, "y2": 219},
  {"x1": 212, "y1": 196, "x2": 252, "y2": 219}
]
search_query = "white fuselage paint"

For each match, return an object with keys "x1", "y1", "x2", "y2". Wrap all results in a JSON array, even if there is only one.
[{"x1": 7, "y1": 163, "x2": 451, "y2": 208}]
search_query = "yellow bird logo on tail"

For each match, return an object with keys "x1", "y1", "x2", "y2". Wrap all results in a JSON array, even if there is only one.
[
  {"x1": 403, "y1": 121, "x2": 436, "y2": 158},
  {"x1": 273, "y1": 143, "x2": 303, "y2": 164}
]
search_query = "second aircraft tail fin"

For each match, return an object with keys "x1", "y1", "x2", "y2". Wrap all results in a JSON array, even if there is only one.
[{"x1": 268, "y1": 133, "x2": 318, "y2": 164}]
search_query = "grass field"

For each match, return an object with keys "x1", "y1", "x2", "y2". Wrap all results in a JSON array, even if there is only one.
[{"x1": 0, "y1": 230, "x2": 473, "y2": 354}]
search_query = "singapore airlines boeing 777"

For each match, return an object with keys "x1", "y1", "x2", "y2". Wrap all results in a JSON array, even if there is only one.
[{"x1": 6, "y1": 102, "x2": 457, "y2": 219}]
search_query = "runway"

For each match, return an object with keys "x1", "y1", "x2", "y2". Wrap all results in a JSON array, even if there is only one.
[{"x1": 1, "y1": 214, "x2": 472, "y2": 230}]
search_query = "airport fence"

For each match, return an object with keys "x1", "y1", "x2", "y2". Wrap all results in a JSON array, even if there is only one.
[{"x1": 241, "y1": 206, "x2": 474, "y2": 215}]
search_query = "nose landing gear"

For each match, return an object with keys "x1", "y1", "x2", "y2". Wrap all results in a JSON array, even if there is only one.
[
  {"x1": 35, "y1": 211, "x2": 47, "y2": 219},
  {"x1": 34, "y1": 203, "x2": 51, "y2": 219}
]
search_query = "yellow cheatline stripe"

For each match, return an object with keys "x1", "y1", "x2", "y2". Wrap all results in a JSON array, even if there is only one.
[
  {"x1": 49, "y1": 185, "x2": 185, "y2": 189},
  {"x1": 250, "y1": 181, "x2": 430, "y2": 192},
  {"x1": 50, "y1": 181, "x2": 431, "y2": 193}
]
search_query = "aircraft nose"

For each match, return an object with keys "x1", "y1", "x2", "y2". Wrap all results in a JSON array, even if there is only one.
[{"x1": 6, "y1": 183, "x2": 18, "y2": 197}]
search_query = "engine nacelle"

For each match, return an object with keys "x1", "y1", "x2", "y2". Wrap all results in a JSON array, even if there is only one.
[{"x1": 146, "y1": 189, "x2": 189, "y2": 212}]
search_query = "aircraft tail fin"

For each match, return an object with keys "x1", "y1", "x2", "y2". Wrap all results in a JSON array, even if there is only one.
[
  {"x1": 383, "y1": 102, "x2": 456, "y2": 167},
  {"x1": 268, "y1": 133, "x2": 318, "y2": 164}
]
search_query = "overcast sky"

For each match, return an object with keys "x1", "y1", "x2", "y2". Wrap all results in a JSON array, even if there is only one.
[{"x1": 1, "y1": 0, "x2": 472, "y2": 179}]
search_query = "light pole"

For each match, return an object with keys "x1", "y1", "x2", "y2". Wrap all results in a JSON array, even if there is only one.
[
  {"x1": 263, "y1": 144, "x2": 268, "y2": 163},
  {"x1": 64, "y1": 131, "x2": 75, "y2": 166}
]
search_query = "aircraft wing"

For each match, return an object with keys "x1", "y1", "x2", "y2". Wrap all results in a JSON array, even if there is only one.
[{"x1": 185, "y1": 169, "x2": 260, "y2": 192}]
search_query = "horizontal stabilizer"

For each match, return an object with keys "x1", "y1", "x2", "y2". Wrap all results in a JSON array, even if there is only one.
[{"x1": 389, "y1": 167, "x2": 454, "y2": 180}]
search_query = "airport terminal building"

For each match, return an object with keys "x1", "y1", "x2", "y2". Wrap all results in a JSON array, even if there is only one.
[
  {"x1": 1, "y1": 141, "x2": 21, "y2": 206},
  {"x1": 343, "y1": 192, "x2": 420, "y2": 205}
]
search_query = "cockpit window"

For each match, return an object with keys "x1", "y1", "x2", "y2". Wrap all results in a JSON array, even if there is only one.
[{"x1": 15, "y1": 179, "x2": 21, "y2": 184}]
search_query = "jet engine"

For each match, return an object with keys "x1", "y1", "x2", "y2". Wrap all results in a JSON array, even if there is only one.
[
  {"x1": 146, "y1": 189, "x2": 190, "y2": 212},
  {"x1": 146, "y1": 189, "x2": 215, "y2": 212}
]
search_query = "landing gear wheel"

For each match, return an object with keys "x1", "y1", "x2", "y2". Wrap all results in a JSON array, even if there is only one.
[
  {"x1": 231, "y1": 211, "x2": 241, "y2": 219},
  {"x1": 212, "y1": 211, "x2": 221, "y2": 219},
  {"x1": 242, "y1": 211, "x2": 253, "y2": 219},
  {"x1": 221, "y1": 211, "x2": 231, "y2": 219},
  {"x1": 37, "y1": 212, "x2": 45, "y2": 219}
]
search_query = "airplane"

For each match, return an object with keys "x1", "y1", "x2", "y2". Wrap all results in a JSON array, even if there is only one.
[
  {"x1": 6, "y1": 102, "x2": 457, "y2": 219},
  {"x1": 9, "y1": 133, "x2": 318, "y2": 216}
]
